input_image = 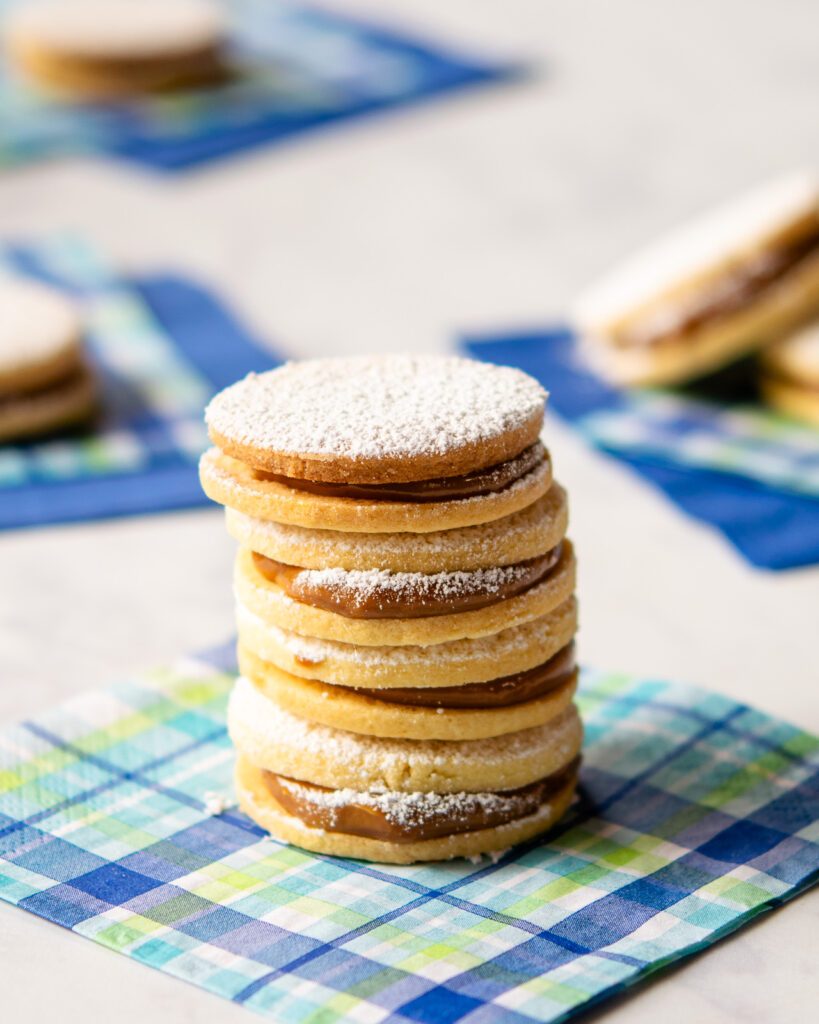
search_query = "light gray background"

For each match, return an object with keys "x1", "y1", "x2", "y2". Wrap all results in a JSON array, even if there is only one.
[{"x1": 1, "y1": 1, "x2": 817, "y2": 1020}]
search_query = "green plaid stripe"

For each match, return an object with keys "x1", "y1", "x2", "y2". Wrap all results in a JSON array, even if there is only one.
[{"x1": 1, "y1": 649, "x2": 817, "y2": 1022}]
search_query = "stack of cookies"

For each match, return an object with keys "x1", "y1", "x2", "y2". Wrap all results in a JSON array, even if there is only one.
[
  {"x1": 200, "y1": 355, "x2": 581, "y2": 864},
  {"x1": 0, "y1": 276, "x2": 96, "y2": 443}
]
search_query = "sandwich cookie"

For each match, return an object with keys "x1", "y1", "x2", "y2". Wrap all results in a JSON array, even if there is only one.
[
  {"x1": 0, "y1": 276, "x2": 97, "y2": 442},
  {"x1": 201, "y1": 356, "x2": 550, "y2": 533},
  {"x1": 235, "y1": 596, "x2": 579, "y2": 690},
  {"x1": 760, "y1": 322, "x2": 819, "y2": 426},
  {"x1": 5, "y1": 0, "x2": 227, "y2": 99},
  {"x1": 237, "y1": 642, "x2": 578, "y2": 741},
  {"x1": 224, "y1": 483, "x2": 568, "y2": 574},
  {"x1": 575, "y1": 172, "x2": 819, "y2": 386},
  {"x1": 230, "y1": 676, "x2": 582, "y2": 863},
  {"x1": 233, "y1": 539, "x2": 576, "y2": 646}
]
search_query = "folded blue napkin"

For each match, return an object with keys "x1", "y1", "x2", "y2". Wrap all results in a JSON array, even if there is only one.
[
  {"x1": 1, "y1": 641, "x2": 816, "y2": 1022},
  {"x1": 0, "y1": 0, "x2": 512, "y2": 171},
  {"x1": 0, "y1": 237, "x2": 282, "y2": 530},
  {"x1": 462, "y1": 330, "x2": 819, "y2": 571}
]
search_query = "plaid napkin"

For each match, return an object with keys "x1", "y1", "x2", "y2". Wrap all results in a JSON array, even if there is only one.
[
  {"x1": 0, "y1": 0, "x2": 511, "y2": 172},
  {"x1": 0, "y1": 237, "x2": 280, "y2": 530},
  {"x1": 1, "y1": 644, "x2": 816, "y2": 1023},
  {"x1": 462, "y1": 330, "x2": 819, "y2": 571}
]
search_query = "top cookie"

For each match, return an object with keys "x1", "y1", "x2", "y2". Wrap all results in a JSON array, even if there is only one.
[
  {"x1": 205, "y1": 356, "x2": 547, "y2": 484},
  {"x1": 0, "y1": 276, "x2": 83, "y2": 396}
]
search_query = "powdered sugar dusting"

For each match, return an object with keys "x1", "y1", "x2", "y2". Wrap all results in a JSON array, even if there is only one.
[
  {"x1": 230, "y1": 675, "x2": 580, "y2": 777},
  {"x1": 291, "y1": 562, "x2": 541, "y2": 612},
  {"x1": 205, "y1": 356, "x2": 546, "y2": 460},
  {"x1": 278, "y1": 776, "x2": 548, "y2": 831}
]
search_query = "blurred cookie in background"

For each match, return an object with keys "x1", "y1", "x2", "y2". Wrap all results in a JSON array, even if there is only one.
[
  {"x1": 0, "y1": 276, "x2": 97, "y2": 442},
  {"x1": 4, "y1": 0, "x2": 228, "y2": 100},
  {"x1": 760, "y1": 321, "x2": 819, "y2": 427},
  {"x1": 574, "y1": 172, "x2": 819, "y2": 388}
]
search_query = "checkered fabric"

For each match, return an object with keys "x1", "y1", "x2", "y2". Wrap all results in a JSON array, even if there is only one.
[
  {"x1": 462, "y1": 330, "x2": 819, "y2": 570},
  {"x1": 1, "y1": 645, "x2": 816, "y2": 1023},
  {"x1": 0, "y1": 0, "x2": 509, "y2": 171},
  {"x1": 582, "y1": 392, "x2": 819, "y2": 499},
  {"x1": 0, "y1": 236, "x2": 279, "y2": 530}
]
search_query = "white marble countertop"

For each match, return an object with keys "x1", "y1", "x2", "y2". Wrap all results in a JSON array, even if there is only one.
[{"x1": 1, "y1": 0, "x2": 817, "y2": 1020}]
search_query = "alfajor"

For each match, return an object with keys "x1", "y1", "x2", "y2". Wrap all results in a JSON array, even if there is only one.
[
  {"x1": 4, "y1": 0, "x2": 227, "y2": 99},
  {"x1": 0, "y1": 276, "x2": 97, "y2": 442},
  {"x1": 760, "y1": 321, "x2": 819, "y2": 426},
  {"x1": 574, "y1": 173, "x2": 819, "y2": 387},
  {"x1": 201, "y1": 355, "x2": 582, "y2": 863}
]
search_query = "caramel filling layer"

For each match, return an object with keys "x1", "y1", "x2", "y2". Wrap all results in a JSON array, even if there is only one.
[
  {"x1": 0, "y1": 363, "x2": 87, "y2": 407},
  {"x1": 254, "y1": 442, "x2": 547, "y2": 502},
  {"x1": 619, "y1": 227, "x2": 819, "y2": 348},
  {"x1": 253, "y1": 544, "x2": 562, "y2": 620},
  {"x1": 347, "y1": 643, "x2": 576, "y2": 709},
  {"x1": 263, "y1": 757, "x2": 581, "y2": 844}
]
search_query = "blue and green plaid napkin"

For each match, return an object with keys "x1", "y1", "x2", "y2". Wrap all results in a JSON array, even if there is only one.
[
  {"x1": 1, "y1": 236, "x2": 280, "y2": 530},
  {"x1": 0, "y1": 0, "x2": 510, "y2": 171},
  {"x1": 1, "y1": 643, "x2": 816, "y2": 1022},
  {"x1": 462, "y1": 330, "x2": 819, "y2": 571}
]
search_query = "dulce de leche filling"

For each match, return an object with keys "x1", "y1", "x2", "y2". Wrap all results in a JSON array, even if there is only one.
[
  {"x1": 263, "y1": 756, "x2": 581, "y2": 844},
  {"x1": 253, "y1": 543, "x2": 562, "y2": 620},
  {"x1": 348, "y1": 642, "x2": 577, "y2": 709},
  {"x1": 254, "y1": 442, "x2": 547, "y2": 503},
  {"x1": 619, "y1": 227, "x2": 819, "y2": 348}
]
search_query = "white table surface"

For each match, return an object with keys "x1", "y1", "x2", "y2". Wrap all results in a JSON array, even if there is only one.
[{"x1": 1, "y1": 0, "x2": 817, "y2": 1020}]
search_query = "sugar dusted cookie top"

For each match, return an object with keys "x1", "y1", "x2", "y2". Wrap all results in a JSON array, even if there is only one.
[
  {"x1": 0, "y1": 276, "x2": 83, "y2": 393},
  {"x1": 206, "y1": 355, "x2": 547, "y2": 484}
]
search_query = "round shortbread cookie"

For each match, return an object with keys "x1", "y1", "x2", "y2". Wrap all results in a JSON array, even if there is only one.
[
  {"x1": 200, "y1": 446, "x2": 552, "y2": 534},
  {"x1": 0, "y1": 277, "x2": 83, "y2": 396},
  {"x1": 238, "y1": 646, "x2": 578, "y2": 741},
  {"x1": 228, "y1": 675, "x2": 583, "y2": 793},
  {"x1": 205, "y1": 356, "x2": 546, "y2": 484},
  {"x1": 6, "y1": 0, "x2": 226, "y2": 98},
  {"x1": 233, "y1": 541, "x2": 576, "y2": 647},
  {"x1": 236, "y1": 596, "x2": 578, "y2": 689},
  {"x1": 0, "y1": 363, "x2": 97, "y2": 442},
  {"x1": 224, "y1": 483, "x2": 568, "y2": 573},
  {"x1": 235, "y1": 755, "x2": 577, "y2": 864}
]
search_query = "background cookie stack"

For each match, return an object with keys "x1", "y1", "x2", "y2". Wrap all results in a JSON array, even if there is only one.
[
  {"x1": 0, "y1": 276, "x2": 96, "y2": 443},
  {"x1": 200, "y1": 355, "x2": 581, "y2": 864}
]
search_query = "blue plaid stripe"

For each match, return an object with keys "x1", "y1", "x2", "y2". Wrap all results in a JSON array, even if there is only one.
[
  {"x1": 462, "y1": 331, "x2": 819, "y2": 571},
  {"x1": 0, "y1": 237, "x2": 279, "y2": 529},
  {"x1": 0, "y1": 0, "x2": 509, "y2": 172},
  {"x1": 1, "y1": 649, "x2": 816, "y2": 1022}
]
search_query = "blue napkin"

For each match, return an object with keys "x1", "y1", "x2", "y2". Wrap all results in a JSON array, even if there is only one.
[
  {"x1": 0, "y1": 0, "x2": 513, "y2": 172},
  {"x1": 1, "y1": 641, "x2": 817, "y2": 1022},
  {"x1": 462, "y1": 330, "x2": 819, "y2": 571},
  {"x1": 1, "y1": 238, "x2": 282, "y2": 530}
]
